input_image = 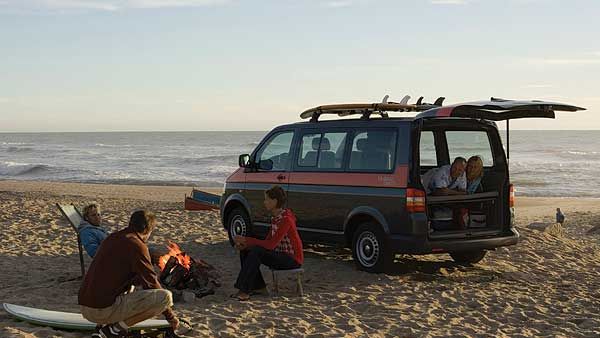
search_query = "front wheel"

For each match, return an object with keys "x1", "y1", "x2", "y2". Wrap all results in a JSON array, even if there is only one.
[
  {"x1": 449, "y1": 250, "x2": 487, "y2": 265},
  {"x1": 351, "y1": 222, "x2": 391, "y2": 273},
  {"x1": 226, "y1": 207, "x2": 251, "y2": 246}
]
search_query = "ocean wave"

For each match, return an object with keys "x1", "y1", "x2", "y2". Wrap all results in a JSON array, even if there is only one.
[
  {"x1": 565, "y1": 150, "x2": 600, "y2": 157},
  {"x1": 94, "y1": 143, "x2": 134, "y2": 148},
  {"x1": 180, "y1": 155, "x2": 239, "y2": 165},
  {"x1": 0, "y1": 162, "x2": 52, "y2": 176},
  {"x1": 511, "y1": 179, "x2": 550, "y2": 188},
  {"x1": 77, "y1": 178, "x2": 224, "y2": 187},
  {"x1": 5, "y1": 146, "x2": 34, "y2": 153},
  {"x1": 1, "y1": 142, "x2": 32, "y2": 146}
]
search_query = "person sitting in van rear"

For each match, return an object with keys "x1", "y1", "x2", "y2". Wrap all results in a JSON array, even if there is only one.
[
  {"x1": 426, "y1": 157, "x2": 467, "y2": 196},
  {"x1": 79, "y1": 203, "x2": 109, "y2": 258},
  {"x1": 466, "y1": 155, "x2": 484, "y2": 194},
  {"x1": 231, "y1": 186, "x2": 303, "y2": 301}
]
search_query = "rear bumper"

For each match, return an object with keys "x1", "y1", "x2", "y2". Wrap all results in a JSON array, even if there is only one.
[{"x1": 388, "y1": 228, "x2": 520, "y2": 254}]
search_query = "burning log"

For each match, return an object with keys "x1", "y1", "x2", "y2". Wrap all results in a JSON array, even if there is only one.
[
  {"x1": 156, "y1": 241, "x2": 221, "y2": 301},
  {"x1": 159, "y1": 256, "x2": 179, "y2": 285}
]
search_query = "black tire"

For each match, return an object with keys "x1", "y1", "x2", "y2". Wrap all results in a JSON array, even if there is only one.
[
  {"x1": 351, "y1": 222, "x2": 391, "y2": 273},
  {"x1": 226, "y1": 207, "x2": 251, "y2": 246},
  {"x1": 449, "y1": 250, "x2": 487, "y2": 265}
]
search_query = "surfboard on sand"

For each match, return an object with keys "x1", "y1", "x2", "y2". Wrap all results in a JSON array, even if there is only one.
[{"x1": 3, "y1": 303, "x2": 170, "y2": 331}]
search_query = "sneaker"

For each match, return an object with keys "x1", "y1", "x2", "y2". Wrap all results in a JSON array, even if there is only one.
[
  {"x1": 91, "y1": 325, "x2": 102, "y2": 338},
  {"x1": 98, "y1": 324, "x2": 126, "y2": 338}
]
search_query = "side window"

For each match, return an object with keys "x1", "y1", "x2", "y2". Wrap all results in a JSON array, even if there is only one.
[
  {"x1": 419, "y1": 131, "x2": 437, "y2": 167},
  {"x1": 298, "y1": 132, "x2": 348, "y2": 169},
  {"x1": 446, "y1": 131, "x2": 494, "y2": 167},
  {"x1": 319, "y1": 132, "x2": 347, "y2": 169},
  {"x1": 298, "y1": 133, "x2": 321, "y2": 167},
  {"x1": 349, "y1": 130, "x2": 397, "y2": 171},
  {"x1": 255, "y1": 131, "x2": 294, "y2": 171}
]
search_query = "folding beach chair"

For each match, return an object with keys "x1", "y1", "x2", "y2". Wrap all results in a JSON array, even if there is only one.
[{"x1": 56, "y1": 203, "x2": 86, "y2": 278}]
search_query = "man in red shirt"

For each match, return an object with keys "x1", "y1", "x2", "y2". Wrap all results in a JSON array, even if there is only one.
[
  {"x1": 232, "y1": 186, "x2": 303, "y2": 301},
  {"x1": 79, "y1": 210, "x2": 180, "y2": 337}
]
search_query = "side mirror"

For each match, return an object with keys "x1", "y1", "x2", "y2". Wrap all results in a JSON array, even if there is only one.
[
  {"x1": 238, "y1": 154, "x2": 251, "y2": 168},
  {"x1": 258, "y1": 159, "x2": 273, "y2": 171}
]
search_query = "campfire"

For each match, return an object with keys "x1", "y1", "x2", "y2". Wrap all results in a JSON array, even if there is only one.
[{"x1": 156, "y1": 241, "x2": 220, "y2": 301}]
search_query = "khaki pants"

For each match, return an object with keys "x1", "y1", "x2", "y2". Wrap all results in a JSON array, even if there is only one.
[{"x1": 81, "y1": 289, "x2": 173, "y2": 325}]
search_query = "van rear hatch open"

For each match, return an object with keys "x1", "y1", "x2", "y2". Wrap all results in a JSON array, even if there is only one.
[{"x1": 416, "y1": 98, "x2": 585, "y2": 241}]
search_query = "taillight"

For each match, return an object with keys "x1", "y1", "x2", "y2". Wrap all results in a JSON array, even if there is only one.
[
  {"x1": 406, "y1": 188, "x2": 426, "y2": 213},
  {"x1": 509, "y1": 184, "x2": 515, "y2": 208}
]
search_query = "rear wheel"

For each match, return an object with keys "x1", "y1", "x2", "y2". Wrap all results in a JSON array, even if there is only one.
[
  {"x1": 351, "y1": 222, "x2": 391, "y2": 273},
  {"x1": 226, "y1": 207, "x2": 251, "y2": 246},
  {"x1": 449, "y1": 250, "x2": 487, "y2": 265}
]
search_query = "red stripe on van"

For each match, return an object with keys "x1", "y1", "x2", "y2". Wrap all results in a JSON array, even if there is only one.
[
  {"x1": 436, "y1": 107, "x2": 454, "y2": 117},
  {"x1": 288, "y1": 165, "x2": 408, "y2": 188},
  {"x1": 226, "y1": 168, "x2": 246, "y2": 183}
]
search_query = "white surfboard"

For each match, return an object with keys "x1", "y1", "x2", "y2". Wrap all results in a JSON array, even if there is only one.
[{"x1": 3, "y1": 303, "x2": 170, "y2": 331}]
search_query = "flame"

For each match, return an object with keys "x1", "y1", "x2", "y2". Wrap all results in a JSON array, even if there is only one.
[{"x1": 158, "y1": 241, "x2": 192, "y2": 271}]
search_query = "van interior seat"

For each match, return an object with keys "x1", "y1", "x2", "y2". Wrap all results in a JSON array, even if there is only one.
[
  {"x1": 350, "y1": 138, "x2": 368, "y2": 169},
  {"x1": 318, "y1": 137, "x2": 336, "y2": 168},
  {"x1": 363, "y1": 136, "x2": 392, "y2": 170},
  {"x1": 302, "y1": 137, "x2": 321, "y2": 166}
]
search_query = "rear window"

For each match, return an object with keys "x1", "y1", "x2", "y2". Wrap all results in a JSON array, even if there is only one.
[
  {"x1": 349, "y1": 130, "x2": 397, "y2": 171},
  {"x1": 446, "y1": 131, "x2": 494, "y2": 167},
  {"x1": 419, "y1": 131, "x2": 437, "y2": 166}
]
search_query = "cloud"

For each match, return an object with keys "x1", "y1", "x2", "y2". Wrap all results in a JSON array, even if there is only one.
[
  {"x1": 322, "y1": 0, "x2": 353, "y2": 8},
  {"x1": 0, "y1": 0, "x2": 229, "y2": 12},
  {"x1": 530, "y1": 58, "x2": 600, "y2": 65},
  {"x1": 522, "y1": 84, "x2": 554, "y2": 89},
  {"x1": 430, "y1": 0, "x2": 468, "y2": 5}
]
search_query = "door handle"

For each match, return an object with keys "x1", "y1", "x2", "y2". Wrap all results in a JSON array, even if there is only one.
[{"x1": 277, "y1": 174, "x2": 286, "y2": 181}]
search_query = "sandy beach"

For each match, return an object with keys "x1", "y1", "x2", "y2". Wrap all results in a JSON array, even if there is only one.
[{"x1": 1, "y1": 180, "x2": 599, "y2": 337}]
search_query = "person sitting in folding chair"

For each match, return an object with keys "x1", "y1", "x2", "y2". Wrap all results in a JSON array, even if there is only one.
[
  {"x1": 231, "y1": 186, "x2": 303, "y2": 301},
  {"x1": 78, "y1": 203, "x2": 109, "y2": 258}
]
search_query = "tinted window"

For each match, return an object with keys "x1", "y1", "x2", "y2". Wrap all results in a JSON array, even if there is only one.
[
  {"x1": 319, "y1": 132, "x2": 347, "y2": 169},
  {"x1": 446, "y1": 131, "x2": 494, "y2": 167},
  {"x1": 298, "y1": 132, "x2": 348, "y2": 169},
  {"x1": 255, "y1": 131, "x2": 294, "y2": 171},
  {"x1": 298, "y1": 133, "x2": 321, "y2": 167},
  {"x1": 419, "y1": 131, "x2": 437, "y2": 166},
  {"x1": 349, "y1": 130, "x2": 397, "y2": 171}
]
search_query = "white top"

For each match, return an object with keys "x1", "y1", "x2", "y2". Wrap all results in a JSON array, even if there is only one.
[{"x1": 423, "y1": 165, "x2": 466, "y2": 194}]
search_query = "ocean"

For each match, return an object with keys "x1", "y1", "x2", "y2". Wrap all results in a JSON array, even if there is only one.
[{"x1": 1, "y1": 130, "x2": 599, "y2": 197}]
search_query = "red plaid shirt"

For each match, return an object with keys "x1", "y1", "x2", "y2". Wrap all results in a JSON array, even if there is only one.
[{"x1": 245, "y1": 209, "x2": 304, "y2": 265}]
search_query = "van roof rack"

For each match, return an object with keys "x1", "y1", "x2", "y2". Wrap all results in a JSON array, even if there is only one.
[{"x1": 300, "y1": 95, "x2": 445, "y2": 122}]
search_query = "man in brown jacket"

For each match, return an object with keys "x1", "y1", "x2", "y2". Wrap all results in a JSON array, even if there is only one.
[{"x1": 79, "y1": 210, "x2": 179, "y2": 338}]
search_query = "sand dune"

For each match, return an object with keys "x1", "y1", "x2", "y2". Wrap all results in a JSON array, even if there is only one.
[{"x1": 0, "y1": 180, "x2": 599, "y2": 337}]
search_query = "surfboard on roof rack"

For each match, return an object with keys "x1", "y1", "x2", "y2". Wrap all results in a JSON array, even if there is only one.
[
  {"x1": 300, "y1": 94, "x2": 447, "y2": 122},
  {"x1": 300, "y1": 103, "x2": 419, "y2": 122}
]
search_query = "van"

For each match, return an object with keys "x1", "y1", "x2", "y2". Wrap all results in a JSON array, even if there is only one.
[{"x1": 220, "y1": 97, "x2": 584, "y2": 272}]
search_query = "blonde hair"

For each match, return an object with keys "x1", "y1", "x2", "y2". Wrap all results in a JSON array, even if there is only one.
[
  {"x1": 467, "y1": 156, "x2": 484, "y2": 181},
  {"x1": 83, "y1": 203, "x2": 100, "y2": 221}
]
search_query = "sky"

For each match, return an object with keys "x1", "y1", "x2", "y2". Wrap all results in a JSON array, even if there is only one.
[{"x1": 0, "y1": 0, "x2": 599, "y2": 132}]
